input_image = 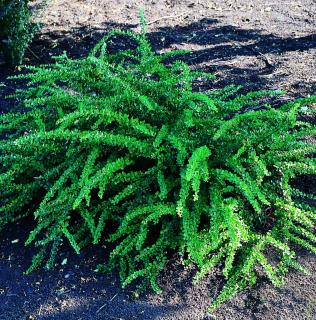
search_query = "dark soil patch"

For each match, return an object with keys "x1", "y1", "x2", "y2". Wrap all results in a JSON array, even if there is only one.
[{"x1": 1, "y1": 1, "x2": 316, "y2": 319}]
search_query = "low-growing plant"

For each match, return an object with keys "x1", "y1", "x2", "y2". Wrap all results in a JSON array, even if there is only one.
[
  {"x1": 0, "y1": 0, "x2": 36, "y2": 66},
  {"x1": 1, "y1": 19, "x2": 316, "y2": 311}
]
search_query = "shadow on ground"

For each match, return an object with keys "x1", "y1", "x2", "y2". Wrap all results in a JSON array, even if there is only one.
[
  {"x1": 24, "y1": 17, "x2": 316, "y2": 93},
  {"x1": 2, "y1": 16, "x2": 315, "y2": 110}
]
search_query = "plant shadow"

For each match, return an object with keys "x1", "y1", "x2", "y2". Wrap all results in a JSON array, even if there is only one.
[{"x1": 23, "y1": 17, "x2": 316, "y2": 95}]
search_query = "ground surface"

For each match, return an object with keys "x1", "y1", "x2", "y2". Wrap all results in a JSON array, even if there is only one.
[{"x1": 0, "y1": 0, "x2": 316, "y2": 319}]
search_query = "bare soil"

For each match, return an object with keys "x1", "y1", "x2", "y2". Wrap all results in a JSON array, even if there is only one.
[{"x1": 0, "y1": 1, "x2": 316, "y2": 319}]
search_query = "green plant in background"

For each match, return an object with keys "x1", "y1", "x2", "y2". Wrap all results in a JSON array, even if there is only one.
[
  {"x1": 1, "y1": 18, "x2": 316, "y2": 312},
  {"x1": 0, "y1": 0, "x2": 36, "y2": 66}
]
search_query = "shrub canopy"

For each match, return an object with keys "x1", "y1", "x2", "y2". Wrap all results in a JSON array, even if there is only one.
[
  {"x1": 0, "y1": 0, "x2": 35, "y2": 65},
  {"x1": 1, "y1": 25, "x2": 316, "y2": 311}
]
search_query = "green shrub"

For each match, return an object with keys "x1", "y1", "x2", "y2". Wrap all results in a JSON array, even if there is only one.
[
  {"x1": 1, "y1": 23, "x2": 316, "y2": 311},
  {"x1": 0, "y1": 0, "x2": 36, "y2": 66}
]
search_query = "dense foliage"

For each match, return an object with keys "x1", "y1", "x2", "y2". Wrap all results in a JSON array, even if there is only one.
[
  {"x1": 0, "y1": 0, "x2": 35, "y2": 66},
  {"x1": 1, "y1": 24, "x2": 316, "y2": 311}
]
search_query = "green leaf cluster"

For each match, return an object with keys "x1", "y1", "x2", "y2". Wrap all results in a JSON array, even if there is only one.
[
  {"x1": 0, "y1": 0, "x2": 36, "y2": 66},
  {"x1": 1, "y1": 22, "x2": 316, "y2": 312}
]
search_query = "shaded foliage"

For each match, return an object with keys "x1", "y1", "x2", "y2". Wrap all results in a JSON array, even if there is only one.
[{"x1": 0, "y1": 0, "x2": 36, "y2": 66}]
